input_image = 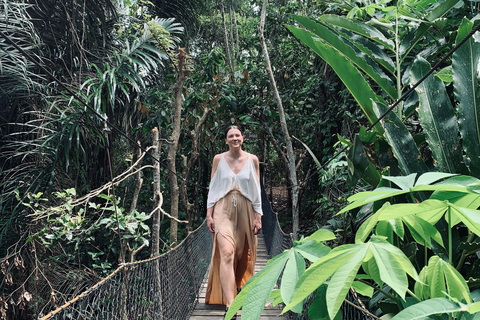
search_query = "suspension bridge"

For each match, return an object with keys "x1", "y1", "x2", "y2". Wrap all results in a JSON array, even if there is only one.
[{"x1": 38, "y1": 187, "x2": 373, "y2": 320}]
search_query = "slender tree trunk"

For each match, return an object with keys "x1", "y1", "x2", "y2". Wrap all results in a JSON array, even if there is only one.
[
  {"x1": 219, "y1": 0, "x2": 233, "y2": 72},
  {"x1": 259, "y1": 0, "x2": 300, "y2": 240},
  {"x1": 179, "y1": 107, "x2": 212, "y2": 230},
  {"x1": 229, "y1": 7, "x2": 235, "y2": 62},
  {"x1": 233, "y1": 9, "x2": 240, "y2": 56},
  {"x1": 130, "y1": 141, "x2": 143, "y2": 214},
  {"x1": 151, "y1": 128, "x2": 162, "y2": 255},
  {"x1": 167, "y1": 48, "x2": 187, "y2": 244},
  {"x1": 151, "y1": 129, "x2": 164, "y2": 317}
]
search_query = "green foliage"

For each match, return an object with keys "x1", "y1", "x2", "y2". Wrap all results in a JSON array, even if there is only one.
[
  {"x1": 390, "y1": 298, "x2": 480, "y2": 320},
  {"x1": 230, "y1": 172, "x2": 480, "y2": 319},
  {"x1": 17, "y1": 188, "x2": 151, "y2": 275},
  {"x1": 287, "y1": 0, "x2": 480, "y2": 183},
  {"x1": 226, "y1": 229, "x2": 335, "y2": 320}
]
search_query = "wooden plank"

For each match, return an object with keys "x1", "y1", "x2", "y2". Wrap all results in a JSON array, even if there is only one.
[{"x1": 189, "y1": 231, "x2": 287, "y2": 319}]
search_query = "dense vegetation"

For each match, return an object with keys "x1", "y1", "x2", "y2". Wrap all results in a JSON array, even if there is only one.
[{"x1": 1, "y1": 0, "x2": 480, "y2": 319}]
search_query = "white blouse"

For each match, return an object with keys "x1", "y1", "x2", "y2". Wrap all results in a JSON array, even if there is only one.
[{"x1": 206, "y1": 154, "x2": 263, "y2": 215}]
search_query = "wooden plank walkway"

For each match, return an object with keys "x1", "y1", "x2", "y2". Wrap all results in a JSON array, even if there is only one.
[{"x1": 190, "y1": 231, "x2": 287, "y2": 319}]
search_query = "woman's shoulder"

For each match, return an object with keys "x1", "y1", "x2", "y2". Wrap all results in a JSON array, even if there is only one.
[
  {"x1": 247, "y1": 153, "x2": 259, "y2": 162},
  {"x1": 212, "y1": 153, "x2": 225, "y2": 165},
  {"x1": 213, "y1": 153, "x2": 226, "y2": 161}
]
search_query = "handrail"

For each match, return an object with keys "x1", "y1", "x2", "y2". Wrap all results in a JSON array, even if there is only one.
[{"x1": 39, "y1": 220, "x2": 212, "y2": 320}]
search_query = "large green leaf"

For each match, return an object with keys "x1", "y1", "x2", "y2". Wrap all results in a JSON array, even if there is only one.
[
  {"x1": 338, "y1": 173, "x2": 475, "y2": 215},
  {"x1": 431, "y1": 191, "x2": 480, "y2": 210},
  {"x1": 308, "y1": 285, "x2": 342, "y2": 320},
  {"x1": 410, "y1": 56, "x2": 468, "y2": 175},
  {"x1": 227, "y1": 229, "x2": 335, "y2": 319},
  {"x1": 280, "y1": 250, "x2": 305, "y2": 313},
  {"x1": 286, "y1": 25, "x2": 383, "y2": 133},
  {"x1": 424, "y1": 256, "x2": 471, "y2": 303},
  {"x1": 346, "y1": 134, "x2": 381, "y2": 187},
  {"x1": 326, "y1": 245, "x2": 368, "y2": 318},
  {"x1": 380, "y1": 199, "x2": 480, "y2": 237},
  {"x1": 355, "y1": 203, "x2": 388, "y2": 243},
  {"x1": 370, "y1": 235, "x2": 419, "y2": 283},
  {"x1": 284, "y1": 237, "x2": 418, "y2": 318},
  {"x1": 292, "y1": 15, "x2": 397, "y2": 99},
  {"x1": 318, "y1": 14, "x2": 395, "y2": 51},
  {"x1": 294, "y1": 229, "x2": 335, "y2": 262},
  {"x1": 284, "y1": 245, "x2": 357, "y2": 314},
  {"x1": 453, "y1": 18, "x2": 480, "y2": 178},
  {"x1": 399, "y1": 0, "x2": 461, "y2": 60},
  {"x1": 226, "y1": 252, "x2": 289, "y2": 320},
  {"x1": 390, "y1": 297, "x2": 469, "y2": 320},
  {"x1": 372, "y1": 101, "x2": 428, "y2": 175},
  {"x1": 425, "y1": 0, "x2": 462, "y2": 22},
  {"x1": 402, "y1": 215, "x2": 443, "y2": 248}
]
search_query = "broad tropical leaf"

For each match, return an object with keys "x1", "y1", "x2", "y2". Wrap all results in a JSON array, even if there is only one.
[
  {"x1": 453, "y1": 18, "x2": 480, "y2": 178},
  {"x1": 292, "y1": 15, "x2": 397, "y2": 99},
  {"x1": 372, "y1": 101, "x2": 428, "y2": 176},
  {"x1": 338, "y1": 173, "x2": 473, "y2": 215},
  {"x1": 390, "y1": 297, "x2": 476, "y2": 320},
  {"x1": 317, "y1": 14, "x2": 395, "y2": 51},
  {"x1": 410, "y1": 56, "x2": 468, "y2": 175},
  {"x1": 284, "y1": 236, "x2": 418, "y2": 319},
  {"x1": 414, "y1": 256, "x2": 471, "y2": 303},
  {"x1": 227, "y1": 229, "x2": 335, "y2": 319},
  {"x1": 347, "y1": 134, "x2": 381, "y2": 187},
  {"x1": 286, "y1": 24, "x2": 384, "y2": 133},
  {"x1": 280, "y1": 250, "x2": 305, "y2": 313}
]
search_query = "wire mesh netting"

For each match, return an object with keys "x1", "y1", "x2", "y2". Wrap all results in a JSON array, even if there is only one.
[
  {"x1": 40, "y1": 221, "x2": 211, "y2": 320},
  {"x1": 260, "y1": 184, "x2": 375, "y2": 320}
]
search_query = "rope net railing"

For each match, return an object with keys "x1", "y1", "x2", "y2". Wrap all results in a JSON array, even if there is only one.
[
  {"x1": 40, "y1": 220, "x2": 212, "y2": 320},
  {"x1": 260, "y1": 184, "x2": 375, "y2": 320}
]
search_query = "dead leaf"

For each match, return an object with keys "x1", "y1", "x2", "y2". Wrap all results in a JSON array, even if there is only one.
[
  {"x1": 23, "y1": 292, "x2": 31, "y2": 302},
  {"x1": 0, "y1": 296, "x2": 7, "y2": 320},
  {"x1": 13, "y1": 257, "x2": 25, "y2": 271},
  {"x1": 4, "y1": 273, "x2": 12, "y2": 286},
  {"x1": 0, "y1": 261, "x2": 7, "y2": 275}
]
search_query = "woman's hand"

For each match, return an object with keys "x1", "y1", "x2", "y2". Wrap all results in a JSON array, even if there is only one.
[
  {"x1": 207, "y1": 207, "x2": 214, "y2": 233},
  {"x1": 252, "y1": 212, "x2": 262, "y2": 235},
  {"x1": 207, "y1": 215, "x2": 215, "y2": 233}
]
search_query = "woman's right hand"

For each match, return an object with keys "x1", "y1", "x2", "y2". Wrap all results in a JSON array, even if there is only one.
[{"x1": 207, "y1": 215, "x2": 215, "y2": 233}]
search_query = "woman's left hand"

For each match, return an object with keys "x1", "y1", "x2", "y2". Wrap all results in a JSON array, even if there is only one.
[{"x1": 253, "y1": 213, "x2": 262, "y2": 235}]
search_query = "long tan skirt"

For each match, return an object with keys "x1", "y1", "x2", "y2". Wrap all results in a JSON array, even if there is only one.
[{"x1": 205, "y1": 189, "x2": 257, "y2": 305}]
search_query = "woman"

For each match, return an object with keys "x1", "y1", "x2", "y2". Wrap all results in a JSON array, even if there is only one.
[{"x1": 205, "y1": 125, "x2": 263, "y2": 316}]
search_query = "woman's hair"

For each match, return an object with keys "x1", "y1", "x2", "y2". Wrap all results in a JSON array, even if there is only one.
[{"x1": 224, "y1": 125, "x2": 243, "y2": 139}]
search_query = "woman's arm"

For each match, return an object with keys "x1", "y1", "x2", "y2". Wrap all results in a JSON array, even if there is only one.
[
  {"x1": 207, "y1": 154, "x2": 222, "y2": 233},
  {"x1": 251, "y1": 155, "x2": 262, "y2": 235}
]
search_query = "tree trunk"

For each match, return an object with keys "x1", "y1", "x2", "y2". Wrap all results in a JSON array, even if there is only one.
[
  {"x1": 151, "y1": 128, "x2": 162, "y2": 256},
  {"x1": 229, "y1": 7, "x2": 235, "y2": 62},
  {"x1": 259, "y1": 0, "x2": 300, "y2": 240},
  {"x1": 179, "y1": 107, "x2": 211, "y2": 230},
  {"x1": 167, "y1": 48, "x2": 187, "y2": 244},
  {"x1": 130, "y1": 141, "x2": 143, "y2": 214},
  {"x1": 151, "y1": 128, "x2": 163, "y2": 316},
  {"x1": 219, "y1": 0, "x2": 233, "y2": 72},
  {"x1": 233, "y1": 9, "x2": 240, "y2": 56}
]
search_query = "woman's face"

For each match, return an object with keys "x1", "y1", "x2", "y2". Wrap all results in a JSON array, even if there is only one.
[{"x1": 225, "y1": 128, "x2": 243, "y2": 149}]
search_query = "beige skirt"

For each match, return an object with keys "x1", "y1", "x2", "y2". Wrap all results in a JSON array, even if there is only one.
[{"x1": 205, "y1": 189, "x2": 257, "y2": 305}]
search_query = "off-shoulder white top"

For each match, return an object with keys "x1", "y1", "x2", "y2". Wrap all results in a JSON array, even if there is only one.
[{"x1": 206, "y1": 154, "x2": 263, "y2": 215}]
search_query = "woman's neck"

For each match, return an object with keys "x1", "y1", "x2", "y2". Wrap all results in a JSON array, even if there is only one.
[{"x1": 228, "y1": 148, "x2": 243, "y2": 159}]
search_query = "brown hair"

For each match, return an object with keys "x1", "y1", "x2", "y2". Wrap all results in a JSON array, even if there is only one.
[{"x1": 224, "y1": 125, "x2": 243, "y2": 139}]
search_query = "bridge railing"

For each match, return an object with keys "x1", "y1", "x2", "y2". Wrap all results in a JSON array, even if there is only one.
[{"x1": 40, "y1": 220, "x2": 212, "y2": 320}]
